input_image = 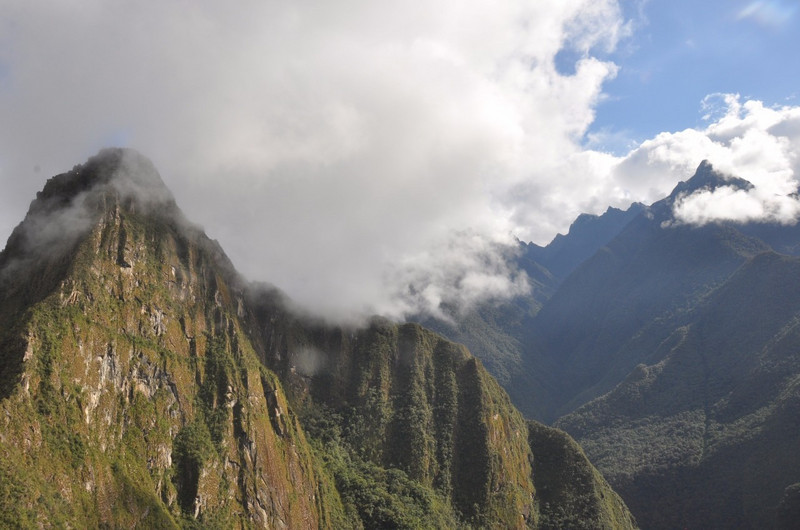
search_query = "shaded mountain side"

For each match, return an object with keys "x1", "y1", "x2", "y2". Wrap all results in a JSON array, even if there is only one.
[
  {"x1": 528, "y1": 422, "x2": 635, "y2": 530},
  {"x1": 513, "y1": 162, "x2": 769, "y2": 422},
  {"x1": 413, "y1": 202, "x2": 644, "y2": 418},
  {"x1": 736, "y1": 221, "x2": 800, "y2": 256},
  {"x1": 0, "y1": 149, "x2": 636, "y2": 528},
  {"x1": 523, "y1": 202, "x2": 645, "y2": 281},
  {"x1": 557, "y1": 251, "x2": 800, "y2": 529}
]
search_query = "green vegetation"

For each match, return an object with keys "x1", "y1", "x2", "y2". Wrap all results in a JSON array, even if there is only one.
[
  {"x1": 0, "y1": 149, "x2": 637, "y2": 529},
  {"x1": 303, "y1": 406, "x2": 458, "y2": 529},
  {"x1": 173, "y1": 421, "x2": 215, "y2": 513},
  {"x1": 528, "y1": 422, "x2": 635, "y2": 530},
  {"x1": 557, "y1": 251, "x2": 800, "y2": 528}
]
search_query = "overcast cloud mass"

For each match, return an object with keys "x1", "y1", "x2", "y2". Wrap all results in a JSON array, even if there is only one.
[{"x1": 2, "y1": 1, "x2": 800, "y2": 321}]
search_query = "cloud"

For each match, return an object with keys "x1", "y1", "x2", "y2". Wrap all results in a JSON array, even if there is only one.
[
  {"x1": 6, "y1": 191, "x2": 94, "y2": 262},
  {"x1": 291, "y1": 346, "x2": 326, "y2": 378},
  {"x1": 671, "y1": 185, "x2": 800, "y2": 226},
  {"x1": 0, "y1": 0, "x2": 625, "y2": 321},
  {"x1": 628, "y1": 94, "x2": 800, "y2": 226},
  {"x1": 387, "y1": 231, "x2": 531, "y2": 321},
  {"x1": 737, "y1": 1, "x2": 797, "y2": 28},
  {"x1": 3, "y1": 2, "x2": 799, "y2": 322}
]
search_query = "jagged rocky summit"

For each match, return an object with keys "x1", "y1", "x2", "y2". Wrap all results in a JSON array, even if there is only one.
[{"x1": 0, "y1": 148, "x2": 636, "y2": 528}]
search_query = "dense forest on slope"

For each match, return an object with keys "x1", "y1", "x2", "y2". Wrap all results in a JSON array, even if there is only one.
[
  {"x1": 428, "y1": 161, "x2": 800, "y2": 529},
  {"x1": 557, "y1": 251, "x2": 800, "y2": 528},
  {"x1": 0, "y1": 149, "x2": 635, "y2": 528}
]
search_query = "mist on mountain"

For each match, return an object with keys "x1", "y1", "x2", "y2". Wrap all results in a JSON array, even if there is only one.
[
  {"x1": 0, "y1": 149, "x2": 637, "y2": 528},
  {"x1": 425, "y1": 161, "x2": 800, "y2": 529}
]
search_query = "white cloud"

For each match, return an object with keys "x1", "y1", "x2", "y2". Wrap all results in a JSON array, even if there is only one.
[
  {"x1": 506, "y1": 92, "x2": 800, "y2": 242},
  {"x1": 737, "y1": 1, "x2": 797, "y2": 28},
  {"x1": 3, "y1": 2, "x2": 799, "y2": 322},
  {"x1": 672, "y1": 185, "x2": 800, "y2": 226},
  {"x1": 0, "y1": 0, "x2": 625, "y2": 321}
]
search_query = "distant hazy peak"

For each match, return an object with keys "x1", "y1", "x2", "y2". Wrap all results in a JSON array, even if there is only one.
[
  {"x1": 523, "y1": 201, "x2": 646, "y2": 280},
  {"x1": 564, "y1": 204, "x2": 646, "y2": 235},
  {"x1": 667, "y1": 160, "x2": 753, "y2": 202}
]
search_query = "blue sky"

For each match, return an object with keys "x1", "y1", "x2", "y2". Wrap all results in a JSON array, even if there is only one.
[
  {"x1": 2, "y1": 0, "x2": 800, "y2": 319},
  {"x1": 582, "y1": 0, "x2": 800, "y2": 152}
]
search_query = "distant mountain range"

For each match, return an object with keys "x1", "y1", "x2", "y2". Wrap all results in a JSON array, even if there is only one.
[
  {"x1": 422, "y1": 161, "x2": 800, "y2": 529},
  {"x1": 0, "y1": 149, "x2": 635, "y2": 528}
]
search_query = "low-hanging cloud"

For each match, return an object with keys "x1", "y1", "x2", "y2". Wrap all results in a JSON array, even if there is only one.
[
  {"x1": 0, "y1": 0, "x2": 625, "y2": 321},
  {"x1": 0, "y1": 149, "x2": 178, "y2": 284},
  {"x1": 2, "y1": 2, "x2": 800, "y2": 322},
  {"x1": 0, "y1": 189, "x2": 95, "y2": 286}
]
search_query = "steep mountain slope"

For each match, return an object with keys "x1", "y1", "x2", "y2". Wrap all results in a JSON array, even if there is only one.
[
  {"x1": 244, "y1": 290, "x2": 635, "y2": 528},
  {"x1": 558, "y1": 251, "x2": 800, "y2": 529},
  {"x1": 416, "y1": 202, "x2": 643, "y2": 414},
  {"x1": 0, "y1": 149, "x2": 341, "y2": 528},
  {"x1": 0, "y1": 149, "x2": 636, "y2": 528},
  {"x1": 513, "y1": 161, "x2": 769, "y2": 421}
]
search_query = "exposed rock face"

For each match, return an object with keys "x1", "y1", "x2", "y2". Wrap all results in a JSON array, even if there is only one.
[
  {"x1": 250, "y1": 309, "x2": 537, "y2": 525},
  {"x1": 0, "y1": 149, "x2": 635, "y2": 528},
  {"x1": 0, "y1": 149, "x2": 335, "y2": 528}
]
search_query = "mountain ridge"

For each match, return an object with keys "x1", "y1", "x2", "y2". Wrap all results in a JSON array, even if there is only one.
[
  {"x1": 0, "y1": 148, "x2": 636, "y2": 528},
  {"x1": 557, "y1": 249, "x2": 800, "y2": 528},
  {"x1": 421, "y1": 160, "x2": 800, "y2": 528}
]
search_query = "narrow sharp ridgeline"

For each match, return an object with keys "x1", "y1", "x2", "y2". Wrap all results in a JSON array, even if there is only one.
[{"x1": 0, "y1": 149, "x2": 636, "y2": 529}]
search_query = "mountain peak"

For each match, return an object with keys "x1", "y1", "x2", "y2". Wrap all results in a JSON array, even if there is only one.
[
  {"x1": 1, "y1": 149, "x2": 181, "y2": 289},
  {"x1": 668, "y1": 160, "x2": 753, "y2": 201},
  {"x1": 34, "y1": 148, "x2": 174, "y2": 214}
]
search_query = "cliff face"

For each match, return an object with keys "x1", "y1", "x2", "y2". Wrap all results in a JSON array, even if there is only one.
[
  {"x1": 249, "y1": 309, "x2": 537, "y2": 526},
  {"x1": 0, "y1": 149, "x2": 635, "y2": 528},
  {"x1": 0, "y1": 149, "x2": 338, "y2": 528},
  {"x1": 246, "y1": 298, "x2": 637, "y2": 529}
]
